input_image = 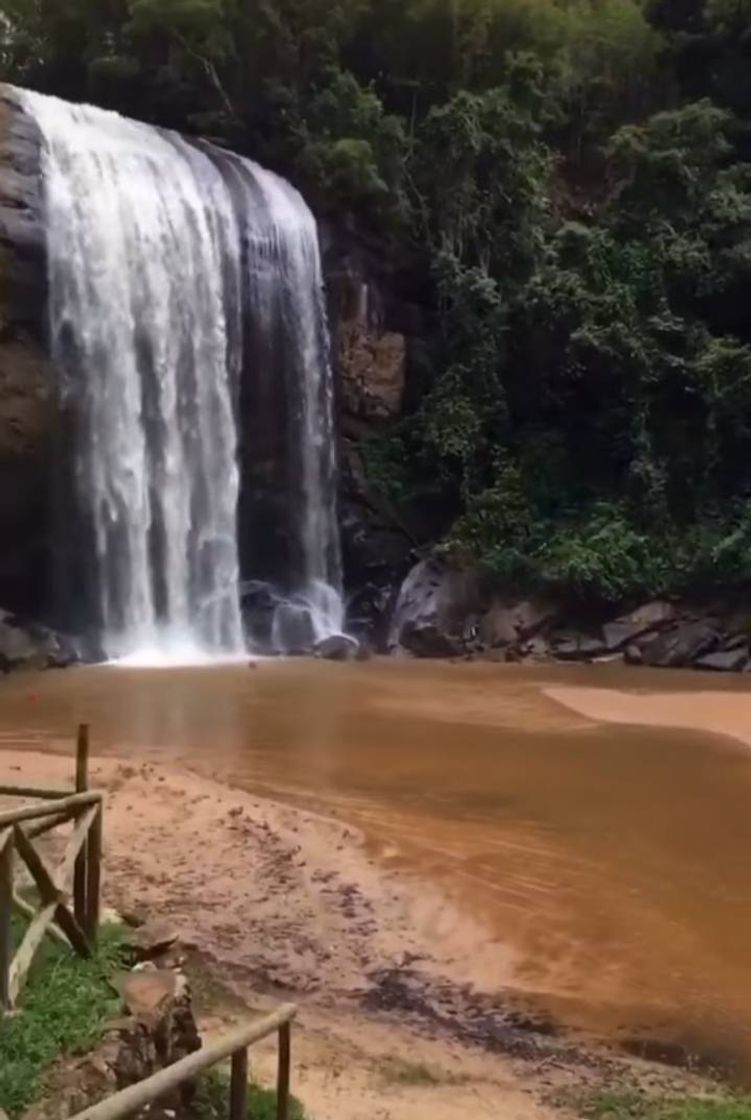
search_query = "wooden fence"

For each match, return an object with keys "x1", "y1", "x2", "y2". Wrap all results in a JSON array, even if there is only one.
[
  {"x1": 0, "y1": 726, "x2": 298, "y2": 1120},
  {"x1": 69, "y1": 1003, "x2": 298, "y2": 1120},
  {"x1": 0, "y1": 724, "x2": 103, "y2": 1011}
]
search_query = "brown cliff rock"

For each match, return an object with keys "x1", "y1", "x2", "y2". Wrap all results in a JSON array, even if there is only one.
[{"x1": 338, "y1": 315, "x2": 406, "y2": 421}]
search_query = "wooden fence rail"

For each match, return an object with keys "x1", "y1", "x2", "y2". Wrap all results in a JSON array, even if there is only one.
[
  {"x1": 69, "y1": 1004, "x2": 298, "y2": 1120},
  {"x1": 1, "y1": 726, "x2": 298, "y2": 1120},
  {"x1": 0, "y1": 724, "x2": 103, "y2": 1011}
]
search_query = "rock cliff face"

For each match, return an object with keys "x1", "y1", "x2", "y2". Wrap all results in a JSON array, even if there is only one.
[
  {"x1": 321, "y1": 224, "x2": 426, "y2": 640},
  {"x1": 0, "y1": 87, "x2": 54, "y2": 618}
]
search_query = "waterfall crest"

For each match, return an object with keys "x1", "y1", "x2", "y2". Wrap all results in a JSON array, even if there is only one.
[{"x1": 16, "y1": 87, "x2": 342, "y2": 662}]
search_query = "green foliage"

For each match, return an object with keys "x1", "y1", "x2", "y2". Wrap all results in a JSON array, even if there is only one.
[
  {"x1": 0, "y1": 923, "x2": 127, "y2": 1119},
  {"x1": 6, "y1": 0, "x2": 751, "y2": 603},
  {"x1": 126, "y1": 0, "x2": 234, "y2": 60},
  {"x1": 575, "y1": 1088, "x2": 751, "y2": 1120},
  {"x1": 193, "y1": 1067, "x2": 305, "y2": 1120},
  {"x1": 295, "y1": 69, "x2": 411, "y2": 221}
]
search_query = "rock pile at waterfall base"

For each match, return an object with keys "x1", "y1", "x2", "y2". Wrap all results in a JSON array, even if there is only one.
[
  {"x1": 388, "y1": 557, "x2": 751, "y2": 673},
  {"x1": 0, "y1": 608, "x2": 88, "y2": 672}
]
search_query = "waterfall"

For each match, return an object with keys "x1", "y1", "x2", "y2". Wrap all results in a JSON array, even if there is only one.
[{"x1": 16, "y1": 87, "x2": 342, "y2": 662}]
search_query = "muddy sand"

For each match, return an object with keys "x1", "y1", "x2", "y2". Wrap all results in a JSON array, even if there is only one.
[{"x1": 0, "y1": 749, "x2": 717, "y2": 1120}]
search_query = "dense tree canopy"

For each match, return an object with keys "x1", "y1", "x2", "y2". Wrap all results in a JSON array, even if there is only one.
[{"x1": 5, "y1": 0, "x2": 751, "y2": 603}]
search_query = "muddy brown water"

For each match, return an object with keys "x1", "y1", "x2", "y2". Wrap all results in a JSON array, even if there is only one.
[{"x1": 2, "y1": 658, "x2": 751, "y2": 1074}]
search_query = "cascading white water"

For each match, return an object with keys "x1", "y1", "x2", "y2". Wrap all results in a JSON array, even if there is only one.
[{"x1": 16, "y1": 87, "x2": 343, "y2": 662}]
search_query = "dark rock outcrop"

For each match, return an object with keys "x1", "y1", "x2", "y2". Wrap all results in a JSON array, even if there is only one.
[
  {"x1": 0, "y1": 607, "x2": 81, "y2": 672},
  {"x1": 388, "y1": 557, "x2": 489, "y2": 657},
  {"x1": 638, "y1": 619, "x2": 721, "y2": 668},
  {"x1": 272, "y1": 601, "x2": 316, "y2": 656},
  {"x1": 549, "y1": 632, "x2": 607, "y2": 662},
  {"x1": 601, "y1": 602, "x2": 679, "y2": 651},
  {"x1": 400, "y1": 619, "x2": 462, "y2": 658},
  {"x1": 323, "y1": 222, "x2": 429, "y2": 647},
  {"x1": 315, "y1": 633, "x2": 359, "y2": 661},
  {"x1": 338, "y1": 440, "x2": 413, "y2": 645},
  {"x1": 479, "y1": 599, "x2": 558, "y2": 648},
  {"x1": 695, "y1": 648, "x2": 749, "y2": 672},
  {"x1": 0, "y1": 87, "x2": 55, "y2": 619},
  {"x1": 386, "y1": 555, "x2": 751, "y2": 673}
]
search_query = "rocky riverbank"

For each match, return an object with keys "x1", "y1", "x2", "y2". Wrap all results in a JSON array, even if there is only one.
[{"x1": 387, "y1": 556, "x2": 751, "y2": 672}]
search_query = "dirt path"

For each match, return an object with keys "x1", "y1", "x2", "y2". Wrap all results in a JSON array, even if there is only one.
[{"x1": 0, "y1": 749, "x2": 715, "y2": 1120}]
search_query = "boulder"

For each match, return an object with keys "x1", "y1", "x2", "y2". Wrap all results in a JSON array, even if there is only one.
[
  {"x1": 719, "y1": 631, "x2": 749, "y2": 652},
  {"x1": 640, "y1": 620, "x2": 720, "y2": 668},
  {"x1": 522, "y1": 635, "x2": 551, "y2": 661},
  {"x1": 271, "y1": 602, "x2": 315, "y2": 655},
  {"x1": 400, "y1": 620, "x2": 462, "y2": 658},
  {"x1": 602, "y1": 601, "x2": 679, "y2": 651},
  {"x1": 241, "y1": 581, "x2": 282, "y2": 650},
  {"x1": 389, "y1": 557, "x2": 487, "y2": 657},
  {"x1": 0, "y1": 616, "x2": 37, "y2": 666},
  {"x1": 315, "y1": 634, "x2": 359, "y2": 661},
  {"x1": 695, "y1": 649, "x2": 749, "y2": 673},
  {"x1": 478, "y1": 599, "x2": 558, "y2": 648},
  {"x1": 550, "y1": 633, "x2": 606, "y2": 661},
  {"x1": 0, "y1": 612, "x2": 79, "y2": 672},
  {"x1": 345, "y1": 580, "x2": 399, "y2": 648}
]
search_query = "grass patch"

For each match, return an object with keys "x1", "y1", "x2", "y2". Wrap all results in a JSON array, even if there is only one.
[
  {"x1": 193, "y1": 1068, "x2": 305, "y2": 1120},
  {"x1": 0, "y1": 922, "x2": 127, "y2": 1119},
  {"x1": 573, "y1": 1089, "x2": 751, "y2": 1120}
]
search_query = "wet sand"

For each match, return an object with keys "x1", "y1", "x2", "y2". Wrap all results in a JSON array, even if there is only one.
[
  {"x1": 0, "y1": 749, "x2": 573, "y2": 1120},
  {"x1": 3, "y1": 660, "x2": 751, "y2": 1075},
  {"x1": 546, "y1": 684, "x2": 751, "y2": 748}
]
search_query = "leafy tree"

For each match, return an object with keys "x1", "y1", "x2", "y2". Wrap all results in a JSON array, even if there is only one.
[{"x1": 5, "y1": 0, "x2": 751, "y2": 602}]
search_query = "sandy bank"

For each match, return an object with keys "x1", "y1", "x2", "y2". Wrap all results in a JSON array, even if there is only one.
[
  {"x1": 1, "y1": 747, "x2": 714, "y2": 1120},
  {"x1": 546, "y1": 686, "x2": 751, "y2": 750},
  {"x1": 1, "y1": 749, "x2": 568, "y2": 1120}
]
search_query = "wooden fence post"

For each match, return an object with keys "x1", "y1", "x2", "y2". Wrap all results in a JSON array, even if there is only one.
[
  {"x1": 0, "y1": 830, "x2": 12, "y2": 1011},
  {"x1": 74, "y1": 724, "x2": 89, "y2": 930},
  {"x1": 277, "y1": 1023, "x2": 291, "y2": 1120},
  {"x1": 86, "y1": 803, "x2": 102, "y2": 943},
  {"x1": 229, "y1": 1047, "x2": 248, "y2": 1120}
]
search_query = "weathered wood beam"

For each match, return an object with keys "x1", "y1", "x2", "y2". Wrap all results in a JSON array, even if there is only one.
[
  {"x1": 26, "y1": 811, "x2": 71, "y2": 840},
  {"x1": 85, "y1": 805, "x2": 102, "y2": 942},
  {"x1": 0, "y1": 785, "x2": 71, "y2": 801},
  {"x1": 9, "y1": 898, "x2": 58, "y2": 1004},
  {"x1": 74, "y1": 723, "x2": 90, "y2": 930},
  {"x1": 13, "y1": 808, "x2": 97, "y2": 960},
  {"x1": 0, "y1": 790, "x2": 101, "y2": 830},
  {"x1": 70, "y1": 1006, "x2": 298, "y2": 1120},
  {"x1": 12, "y1": 891, "x2": 67, "y2": 946},
  {"x1": 229, "y1": 1047, "x2": 248, "y2": 1120},
  {"x1": 277, "y1": 1021, "x2": 291, "y2": 1120},
  {"x1": 0, "y1": 829, "x2": 13, "y2": 1011}
]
